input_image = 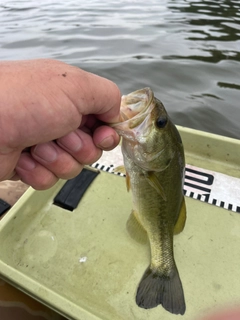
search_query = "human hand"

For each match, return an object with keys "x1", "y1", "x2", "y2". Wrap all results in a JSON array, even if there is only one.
[{"x1": 0, "y1": 59, "x2": 121, "y2": 189}]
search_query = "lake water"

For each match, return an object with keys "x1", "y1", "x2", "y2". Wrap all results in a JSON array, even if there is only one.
[{"x1": 1, "y1": 0, "x2": 240, "y2": 138}]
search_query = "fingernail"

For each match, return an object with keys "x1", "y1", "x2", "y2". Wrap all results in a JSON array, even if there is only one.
[
  {"x1": 58, "y1": 131, "x2": 82, "y2": 152},
  {"x1": 99, "y1": 135, "x2": 115, "y2": 149},
  {"x1": 33, "y1": 143, "x2": 57, "y2": 162},
  {"x1": 17, "y1": 155, "x2": 36, "y2": 171}
]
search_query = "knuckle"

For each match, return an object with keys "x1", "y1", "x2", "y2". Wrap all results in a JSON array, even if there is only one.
[
  {"x1": 55, "y1": 161, "x2": 83, "y2": 179},
  {"x1": 31, "y1": 175, "x2": 58, "y2": 190},
  {"x1": 77, "y1": 149, "x2": 102, "y2": 165}
]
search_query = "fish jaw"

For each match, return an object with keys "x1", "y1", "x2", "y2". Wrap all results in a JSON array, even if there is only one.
[
  {"x1": 120, "y1": 87, "x2": 153, "y2": 121},
  {"x1": 111, "y1": 88, "x2": 178, "y2": 171},
  {"x1": 111, "y1": 87, "x2": 155, "y2": 142}
]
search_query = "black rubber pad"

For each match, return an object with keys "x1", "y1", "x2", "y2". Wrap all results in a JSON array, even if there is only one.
[{"x1": 53, "y1": 168, "x2": 100, "y2": 211}]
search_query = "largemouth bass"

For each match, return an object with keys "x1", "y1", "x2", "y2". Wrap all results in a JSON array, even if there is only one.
[{"x1": 111, "y1": 88, "x2": 186, "y2": 315}]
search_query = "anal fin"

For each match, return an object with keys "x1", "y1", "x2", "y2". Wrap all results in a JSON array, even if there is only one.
[{"x1": 126, "y1": 210, "x2": 148, "y2": 244}]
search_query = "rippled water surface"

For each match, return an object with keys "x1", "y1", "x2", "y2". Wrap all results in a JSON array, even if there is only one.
[{"x1": 1, "y1": 0, "x2": 240, "y2": 138}]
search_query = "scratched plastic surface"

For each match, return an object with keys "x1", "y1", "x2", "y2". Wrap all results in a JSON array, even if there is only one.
[{"x1": 0, "y1": 127, "x2": 240, "y2": 320}]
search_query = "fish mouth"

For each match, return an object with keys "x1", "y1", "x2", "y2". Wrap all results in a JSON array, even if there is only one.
[{"x1": 111, "y1": 87, "x2": 154, "y2": 138}]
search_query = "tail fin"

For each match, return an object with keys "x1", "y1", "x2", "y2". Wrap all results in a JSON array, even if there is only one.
[{"x1": 136, "y1": 266, "x2": 186, "y2": 315}]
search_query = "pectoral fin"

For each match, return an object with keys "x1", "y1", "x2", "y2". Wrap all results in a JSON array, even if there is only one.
[
  {"x1": 113, "y1": 165, "x2": 126, "y2": 174},
  {"x1": 145, "y1": 172, "x2": 167, "y2": 201},
  {"x1": 174, "y1": 198, "x2": 187, "y2": 235},
  {"x1": 113, "y1": 166, "x2": 130, "y2": 191},
  {"x1": 126, "y1": 172, "x2": 131, "y2": 191}
]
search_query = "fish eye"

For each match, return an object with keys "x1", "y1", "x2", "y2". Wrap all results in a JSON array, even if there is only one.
[{"x1": 156, "y1": 116, "x2": 168, "y2": 128}]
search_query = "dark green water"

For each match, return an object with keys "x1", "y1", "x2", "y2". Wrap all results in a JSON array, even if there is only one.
[{"x1": 1, "y1": 0, "x2": 240, "y2": 138}]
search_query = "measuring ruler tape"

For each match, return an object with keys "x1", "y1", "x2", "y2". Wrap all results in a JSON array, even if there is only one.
[
  {"x1": 91, "y1": 146, "x2": 240, "y2": 213},
  {"x1": 183, "y1": 165, "x2": 240, "y2": 213}
]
